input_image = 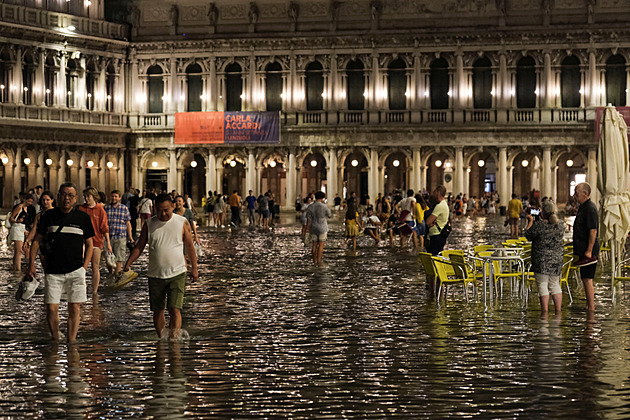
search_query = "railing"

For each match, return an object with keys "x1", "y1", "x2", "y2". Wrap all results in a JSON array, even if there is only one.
[
  {"x1": 0, "y1": 103, "x2": 127, "y2": 127},
  {"x1": 0, "y1": 3, "x2": 129, "y2": 41}
]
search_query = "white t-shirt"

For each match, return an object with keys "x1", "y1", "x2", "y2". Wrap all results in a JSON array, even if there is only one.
[
  {"x1": 363, "y1": 215, "x2": 380, "y2": 228},
  {"x1": 146, "y1": 214, "x2": 187, "y2": 279},
  {"x1": 399, "y1": 197, "x2": 416, "y2": 221}
]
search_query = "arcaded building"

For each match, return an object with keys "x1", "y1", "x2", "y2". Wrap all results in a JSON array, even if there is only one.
[{"x1": 0, "y1": 0, "x2": 628, "y2": 209}]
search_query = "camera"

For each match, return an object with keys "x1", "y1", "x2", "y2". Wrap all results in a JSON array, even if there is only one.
[{"x1": 530, "y1": 208, "x2": 540, "y2": 216}]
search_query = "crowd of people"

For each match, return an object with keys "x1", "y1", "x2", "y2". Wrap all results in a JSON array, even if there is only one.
[{"x1": 2, "y1": 180, "x2": 601, "y2": 343}]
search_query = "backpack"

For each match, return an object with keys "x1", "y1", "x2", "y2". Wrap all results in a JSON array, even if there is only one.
[{"x1": 454, "y1": 200, "x2": 461, "y2": 211}]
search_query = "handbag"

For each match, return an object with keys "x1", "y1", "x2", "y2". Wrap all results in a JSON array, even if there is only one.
[{"x1": 437, "y1": 219, "x2": 452, "y2": 239}]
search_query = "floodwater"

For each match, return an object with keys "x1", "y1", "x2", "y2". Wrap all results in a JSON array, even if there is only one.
[{"x1": 1, "y1": 214, "x2": 630, "y2": 418}]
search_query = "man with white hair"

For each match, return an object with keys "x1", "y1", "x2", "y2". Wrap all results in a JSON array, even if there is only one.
[{"x1": 572, "y1": 182, "x2": 599, "y2": 312}]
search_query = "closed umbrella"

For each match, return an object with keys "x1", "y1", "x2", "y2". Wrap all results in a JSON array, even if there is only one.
[{"x1": 596, "y1": 106, "x2": 630, "y2": 300}]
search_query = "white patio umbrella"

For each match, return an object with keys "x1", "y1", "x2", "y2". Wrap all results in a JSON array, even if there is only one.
[{"x1": 596, "y1": 106, "x2": 630, "y2": 300}]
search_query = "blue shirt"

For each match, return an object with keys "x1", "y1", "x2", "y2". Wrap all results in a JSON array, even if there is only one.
[
  {"x1": 246, "y1": 195, "x2": 257, "y2": 210},
  {"x1": 104, "y1": 203, "x2": 131, "y2": 240}
]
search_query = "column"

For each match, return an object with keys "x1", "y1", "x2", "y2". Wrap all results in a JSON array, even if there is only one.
[
  {"x1": 37, "y1": 49, "x2": 46, "y2": 106},
  {"x1": 412, "y1": 53, "x2": 421, "y2": 109},
  {"x1": 98, "y1": 60, "x2": 106, "y2": 111},
  {"x1": 79, "y1": 152, "x2": 87, "y2": 193},
  {"x1": 209, "y1": 57, "x2": 217, "y2": 111},
  {"x1": 411, "y1": 148, "x2": 421, "y2": 191},
  {"x1": 286, "y1": 150, "x2": 296, "y2": 208},
  {"x1": 58, "y1": 151, "x2": 67, "y2": 186},
  {"x1": 246, "y1": 150, "x2": 256, "y2": 193},
  {"x1": 330, "y1": 53, "x2": 338, "y2": 109},
  {"x1": 98, "y1": 154, "x2": 106, "y2": 190},
  {"x1": 216, "y1": 166, "x2": 224, "y2": 194},
  {"x1": 206, "y1": 149, "x2": 216, "y2": 193},
  {"x1": 499, "y1": 52, "x2": 508, "y2": 108},
  {"x1": 326, "y1": 149, "x2": 337, "y2": 201},
  {"x1": 542, "y1": 147, "x2": 552, "y2": 199},
  {"x1": 544, "y1": 51, "x2": 554, "y2": 108},
  {"x1": 130, "y1": 149, "x2": 139, "y2": 188},
  {"x1": 13, "y1": 147, "x2": 22, "y2": 194},
  {"x1": 371, "y1": 53, "x2": 379, "y2": 109},
  {"x1": 587, "y1": 147, "x2": 598, "y2": 205},
  {"x1": 57, "y1": 52, "x2": 66, "y2": 107},
  {"x1": 498, "y1": 147, "x2": 508, "y2": 206},
  {"x1": 36, "y1": 149, "x2": 44, "y2": 185},
  {"x1": 455, "y1": 147, "x2": 464, "y2": 195},
  {"x1": 368, "y1": 148, "x2": 378, "y2": 203},
  {"x1": 249, "y1": 54, "x2": 256, "y2": 111},
  {"x1": 168, "y1": 149, "x2": 177, "y2": 192},
  {"x1": 289, "y1": 53, "x2": 297, "y2": 111},
  {"x1": 464, "y1": 166, "x2": 470, "y2": 197},
  {"x1": 14, "y1": 47, "x2": 23, "y2": 104},
  {"x1": 176, "y1": 169, "x2": 183, "y2": 193},
  {"x1": 421, "y1": 164, "x2": 428, "y2": 193},
  {"x1": 130, "y1": 57, "x2": 139, "y2": 113},
  {"x1": 168, "y1": 58, "x2": 177, "y2": 113},
  {"x1": 456, "y1": 51, "x2": 465, "y2": 108},
  {"x1": 78, "y1": 55, "x2": 87, "y2": 109},
  {"x1": 117, "y1": 152, "x2": 125, "y2": 190},
  {"x1": 116, "y1": 60, "x2": 125, "y2": 113},
  {"x1": 588, "y1": 50, "x2": 598, "y2": 107}
]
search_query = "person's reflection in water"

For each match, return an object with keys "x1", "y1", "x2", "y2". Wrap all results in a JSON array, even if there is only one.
[
  {"x1": 571, "y1": 312, "x2": 601, "y2": 416},
  {"x1": 146, "y1": 341, "x2": 187, "y2": 418},
  {"x1": 42, "y1": 344, "x2": 90, "y2": 418}
]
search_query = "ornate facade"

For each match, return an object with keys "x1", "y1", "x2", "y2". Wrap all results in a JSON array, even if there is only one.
[{"x1": 1, "y1": 0, "x2": 628, "y2": 208}]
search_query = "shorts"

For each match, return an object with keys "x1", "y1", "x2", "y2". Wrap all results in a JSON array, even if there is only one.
[
  {"x1": 148, "y1": 271, "x2": 187, "y2": 311},
  {"x1": 7, "y1": 223, "x2": 25, "y2": 242},
  {"x1": 111, "y1": 237, "x2": 127, "y2": 262},
  {"x1": 578, "y1": 257, "x2": 598, "y2": 279},
  {"x1": 417, "y1": 221, "x2": 426, "y2": 236},
  {"x1": 140, "y1": 213, "x2": 151, "y2": 220},
  {"x1": 509, "y1": 217, "x2": 519, "y2": 226},
  {"x1": 310, "y1": 232, "x2": 328, "y2": 242},
  {"x1": 364, "y1": 227, "x2": 377, "y2": 236},
  {"x1": 45, "y1": 266, "x2": 87, "y2": 304},
  {"x1": 427, "y1": 234, "x2": 447, "y2": 256},
  {"x1": 261, "y1": 209, "x2": 270, "y2": 218},
  {"x1": 535, "y1": 273, "x2": 561, "y2": 296}
]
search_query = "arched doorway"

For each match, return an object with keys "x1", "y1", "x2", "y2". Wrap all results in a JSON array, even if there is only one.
[
  {"x1": 301, "y1": 153, "x2": 326, "y2": 197},
  {"x1": 343, "y1": 152, "x2": 368, "y2": 202},
  {"x1": 468, "y1": 152, "x2": 497, "y2": 198},
  {"x1": 183, "y1": 153, "x2": 206, "y2": 204},
  {"x1": 557, "y1": 153, "x2": 586, "y2": 207},
  {"x1": 426, "y1": 153, "x2": 449, "y2": 193},
  {"x1": 222, "y1": 156, "x2": 246, "y2": 195},
  {"x1": 261, "y1": 155, "x2": 286, "y2": 207},
  {"x1": 384, "y1": 152, "x2": 408, "y2": 193},
  {"x1": 512, "y1": 153, "x2": 536, "y2": 199}
]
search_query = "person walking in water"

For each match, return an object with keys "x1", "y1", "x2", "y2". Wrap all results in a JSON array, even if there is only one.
[
  {"x1": 27, "y1": 182, "x2": 95, "y2": 343},
  {"x1": 79, "y1": 187, "x2": 112, "y2": 295},
  {"x1": 123, "y1": 194, "x2": 198, "y2": 339},
  {"x1": 305, "y1": 191, "x2": 331, "y2": 264},
  {"x1": 572, "y1": 182, "x2": 599, "y2": 312}
]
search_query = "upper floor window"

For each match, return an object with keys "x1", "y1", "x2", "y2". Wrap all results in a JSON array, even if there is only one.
[
  {"x1": 44, "y1": 55, "x2": 56, "y2": 106},
  {"x1": 86, "y1": 61, "x2": 96, "y2": 110},
  {"x1": 388, "y1": 58, "x2": 407, "y2": 110},
  {"x1": 225, "y1": 62, "x2": 242, "y2": 112},
  {"x1": 22, "y1": 53, "x2": 34, "y2": 105},
  {"x1": 0, "y1": 50, "x2": 10, "y2": 103},
  {"x1": 305, "y1": 61, "x2": 324, "y2": 111},
  {"x1": 106, "y1": 63, "x2": 115, "y2": 111},
  {"x1": 265, "y1": 62, "x2": 283, "y2": 112},
  {"x1": 561, "y1": 56, "x2": 581, "y2": 108},
  {"x1": 346, "y1": 59, "x2": 365, "y2": 111},
  {"x1": 186, "y1": 63, "x2": 203, "y2": 112},
  {"x1": 430, "y1": 58, "x2": 449, "y2": 110},
  {"x1": 516, "y1": 56, "x2": 536, "y2": 108},
  {"x1": 606, "y1": 54, "x2": 627, "y2": 107},
  {"x1": 147, "y1": 64, "x2": 164, "y2": 114},
  {"x1": 473, "y1": 57, "x2": 492, "y2": 109}
]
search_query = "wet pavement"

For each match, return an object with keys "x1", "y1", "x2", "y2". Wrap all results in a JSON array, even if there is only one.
[{"x1": 1, "y1": 213, "x2": 630, "y2": 418}]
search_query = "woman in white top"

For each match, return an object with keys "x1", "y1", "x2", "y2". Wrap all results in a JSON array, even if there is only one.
[
  {"x1": 8, "y1": 193, "x2": 35, "y2": 272},
  {"x1": 138, "y1": 192, "x2": 153, "y2": 229}
]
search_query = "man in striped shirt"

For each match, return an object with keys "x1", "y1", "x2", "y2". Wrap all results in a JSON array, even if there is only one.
[{"x1": 104, "y1": 190, "x2": 134, "y2": 275}]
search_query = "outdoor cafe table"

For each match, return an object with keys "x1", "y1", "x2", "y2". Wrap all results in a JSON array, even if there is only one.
[{"x1": 475, "y1": 248, "x2": 527, "y2": 308}]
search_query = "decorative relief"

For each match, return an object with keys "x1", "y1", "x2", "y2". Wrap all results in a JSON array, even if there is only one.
[
  {"x1": 555, "y1": 0, "x2": 583, "y2": 8},
  {"x1": 181, "y1": 6, "x2": 206, "y2": 21},
  {"x1": 600, "y1": 0, "x2": 622, "y2": 6},
  {"x1": 260, "y1": 3, "x2": 287, "y2": 18},
  {"x1": 339, "y1": 1, "x2": 369, "y2": 16},
  {"x1": 221, "y1": 4, "x2": 247, "y2": 20},
  {"x1": 301, "y1": 2, "x2": 329, "y2": 17},
  {"x1": 510, "y1": 0, "x2": 541, "y2": 10},
  {"x1": 143, "y1": 7, "x2": 169, "y2": 22}
]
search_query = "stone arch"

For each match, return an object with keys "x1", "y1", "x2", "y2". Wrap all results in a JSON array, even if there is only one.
[
  {"x1": 180, "y1": 58, "x2": 209, "y2": 74},
  {"x1": 378, "y1": 148, "x2": 411, "y2": 167},
  {"x1": 337, "y1": 147, "x2": 368, "y2": 169},
  {"x1": 218, "y1": 57, "x2": 248, "y2": 73},
  {"x1": 507, "y1": 147, "x2": 542, "y2": 168},
  {"x1": 259, "y1": 148, "x2": 286, "y2": 168},
  {"x1": 177, "y1": 148, "x2": 208, "y2": 167},
  {"x1": 140, "y1": 149, "x2": 169, "y2": 169},
  {"x1": 139, "y1": 60, "x2": 169, "y2": 75}
]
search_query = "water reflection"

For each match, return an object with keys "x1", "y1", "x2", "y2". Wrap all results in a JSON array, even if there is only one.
[{"x1": 1, "y1": 218, "x2": 630, "y2": 417}]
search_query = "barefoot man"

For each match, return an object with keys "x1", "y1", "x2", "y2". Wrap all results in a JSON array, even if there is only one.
[{"x1": 123, "y1": 194, "x2": 198, "y2": 339}]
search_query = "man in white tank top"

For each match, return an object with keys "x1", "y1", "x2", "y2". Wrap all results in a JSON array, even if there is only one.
[{"x1": 123, "y1": 194, "x2": 198, "y2": 339}]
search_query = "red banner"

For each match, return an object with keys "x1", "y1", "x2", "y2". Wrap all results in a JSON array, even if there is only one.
[
  {"x1": 595, "y1": 106, "x2": 630, "y2": 142},
  {"x1": 175, "y1": 112, "x2": 224, "y2": 144}
]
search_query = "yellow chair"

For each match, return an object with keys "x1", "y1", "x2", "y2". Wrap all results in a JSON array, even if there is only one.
[
  {"x1": 449, "y1": 253, "x2": 482, "y2": 300},
  {"x1": 419, "y1": 252, "x2": 437, "y2": 284},
  {"x1": 559, "y1": 254, "x2": 574, "y2": 303},
  {"x1": 473, "y1": 245, "x2": 494, "y2": 255},
  {"x1": 440, "y1": 250, "x2": 465, "y2": 276},
  {"x1": 490, "y1": 258, "x2": 524, "y2": 298},
  {"x1": 431, "y1": 256, "x2": 476, "y2": 302}
]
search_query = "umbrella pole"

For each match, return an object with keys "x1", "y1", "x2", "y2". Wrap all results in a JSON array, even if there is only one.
[{"x1": 610, "y1": 238, "x2": 617, "y2": 303}]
